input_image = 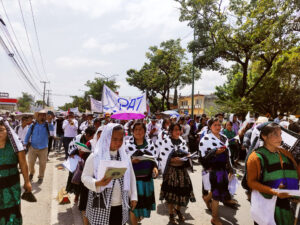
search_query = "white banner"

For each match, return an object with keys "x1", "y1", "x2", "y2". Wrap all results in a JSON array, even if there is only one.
[
  {"x1": 102, "y1": 85, "x2": 146, "y2": 114},
  {"x1": 90, "y1": 97, "x2": 102, "y2": 113},
  {"x1": 69, "y1": 107, "x2": 79, "y2": 114}
]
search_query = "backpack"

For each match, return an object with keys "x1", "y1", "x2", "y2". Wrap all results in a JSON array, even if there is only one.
[
  {"x1": 241, "y1": 149, "x2": 267, "y2": 191},
  {"x1": 29, "y1": 122, "x2": 50, "y2": 138}
]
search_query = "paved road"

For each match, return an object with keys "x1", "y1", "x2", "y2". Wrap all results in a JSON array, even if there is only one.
[{"x1": 21, "y1": 151, "x2": 253, "y2": 225}]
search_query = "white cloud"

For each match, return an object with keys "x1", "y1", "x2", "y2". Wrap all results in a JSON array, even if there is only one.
[
  {"x1": 82, "y1": 38, "x2": 129, "y2": 54},
  {"x1": 55, "y1": 56, "x2": 110, "y2": 67},
  {"x1": 82, "y1": 38, "x2": 99, "y2": 49},
  {"x1": 180, "y1": 70, "x2": 227, "y2": 96},
  {"x1": 112, "y1": 0, "x2": 188, "y2": 39},
  {"x1": 41, "y1": 0, "x2": 124, "y2": 18}
]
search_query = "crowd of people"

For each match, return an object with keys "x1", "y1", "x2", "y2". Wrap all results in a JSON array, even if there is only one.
[{"x1": 0, "y1": 109, "x2": 300, "y2": 225}]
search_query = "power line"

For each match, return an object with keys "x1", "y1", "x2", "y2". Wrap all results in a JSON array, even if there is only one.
[
  {"x1": 28, "y1": 0, "x2": 49, "y2": 82},
  {"x1": 0, "y1": 33, "x2": 42, "y2": 96},
  {"x1": 0, "y1": 0, "x2": 38, "y2": 81},
  {"x1": 0, "y1": 16, "x2": 41, "y2": 88},
  {"x1": 181, "y1": 30, "x2": 193, "y2": 40},
  {"x1": 17, "y1": 0, "x2": 43, "y2": 81},
  {"x1": 1, "y1": 0, "x2": 39, "y2": 80}
]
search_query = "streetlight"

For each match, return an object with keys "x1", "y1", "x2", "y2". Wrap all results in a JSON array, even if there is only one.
[{"x1": 95, "y1": 72, "x2": 118, "y2": 82}]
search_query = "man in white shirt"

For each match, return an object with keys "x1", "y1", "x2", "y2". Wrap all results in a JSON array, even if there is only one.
[
  {"x1": 155, "y1": 111, "x2": 163, "y2": 127},
  {"x1": 179, "y1": 116, "x2": 190, "y2": 143},
  {"x1": 47, "y1": 111, "x2": 56, "y2": 159},
  {"x1": 62, "y1": 112, "x2": 78, "y2": 159},
  {"x1": 147, "y1": 116, "x2": 161, "y2": 144},
  {"x1": 274, "y1": 113, "x2": 284, "y2": 124},
  {"x1": 14, "y1": 115, "x2": 29, "y2": 144},
  {"x1": 79, "y1": 113, "x2": 94, "y2": 132}
]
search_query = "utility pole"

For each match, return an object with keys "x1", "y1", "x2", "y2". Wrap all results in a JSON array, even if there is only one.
[
  {"x1": 46, "y1": 89, "x2": 51, "y2": 106},
  {"x1": 40, "y1": 81, "x2": 49, "y2": 108},
  {"x1": 191, "y1": 24, "x2": 195, "y2": 119}
]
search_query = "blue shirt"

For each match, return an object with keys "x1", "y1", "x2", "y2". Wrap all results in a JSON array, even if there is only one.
[{"x1": 24, "y1": 122, "x2": 54, "y2": 150}]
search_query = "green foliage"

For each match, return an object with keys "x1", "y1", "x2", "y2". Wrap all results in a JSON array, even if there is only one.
[
  {"x1": 215, "y1": 47, "x2": 300, "y2": 116},
  {"x1": 17, "y1": 92, "x2": 34, "y2": 112},
  {"x1": 127, "y1": 39, "x2": 201, "y2": 111},
  {"x1": 59, "y1": 78, "x2": 119, "y2": 112},
  {"x1": 176, "y1": 0, "x2": 299, "y2": 97},
  {"x1": 35, "y1": 100, "x2": 44, "y2": 107}
]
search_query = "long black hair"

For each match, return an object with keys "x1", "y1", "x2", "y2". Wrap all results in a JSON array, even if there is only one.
[
  {"x1": 132, "y1": 122, "x2": 146, "y2": 133},
  {"x1": 168, "y1": 123, "x2": 181, "y2": 135},
  {"x1": 207, "y1": 117, "x2": 219, "y2": 131},
  {"x1": 260, "y1": 122, "x2": 281, "y2": 141},
  {"x1": 162, "y1": 118, "x2": 170, "y2": 130}
]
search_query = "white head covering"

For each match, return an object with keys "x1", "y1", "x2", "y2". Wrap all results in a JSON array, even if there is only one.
[
  {"x1": 90, "y1": 126, "x2": 104, "y2": 152},
  {"x1": 239, "y1": 118, "x2": 255, "y2": 133},
  {"x1": 229, "y1": 114, "x2": 234, "y2": 122},
  {"x1": 288, "y1": 115, "x2": 298, "y2": 123},
  {"x1": 0, "y1": 117, "x2": 24, "y2": 152},
  {"x1": 93, "y1": 123, "x2": 131, "y2": 191}
]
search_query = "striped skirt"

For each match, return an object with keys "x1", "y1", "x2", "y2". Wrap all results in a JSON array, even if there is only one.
[{"x1": 133, "y1": 179, "x2": 156, "y2": 219}]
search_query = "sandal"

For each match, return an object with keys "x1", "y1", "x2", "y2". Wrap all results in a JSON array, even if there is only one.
[
  {"x1": 169, "y1": 214, "x2": 179, "y2": 225},
  {"x1": 174, "y1": 209, "x2": 185, "y2": 222},
  {"x1": 211, "y1": 219, "x2": 223, "y2": 225},
  {"x1": 223, "y1": 199, "x2": 238, "y2": 209}
]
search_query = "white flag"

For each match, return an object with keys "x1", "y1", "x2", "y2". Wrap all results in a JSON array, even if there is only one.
[
  {"x1": 90, "y1": 97, "x2": 102, "y2": 113},
  {"x1": 102, "y1": 85, "x2": 146, "y2": 114},
  {"x1": 70, "y1": 107, "x2": 79, "y2": 114}
]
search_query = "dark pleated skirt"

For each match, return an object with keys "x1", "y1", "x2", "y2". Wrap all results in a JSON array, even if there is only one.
[{"x1": 160, "y1": 166, "x2": 196, "y2": 206}]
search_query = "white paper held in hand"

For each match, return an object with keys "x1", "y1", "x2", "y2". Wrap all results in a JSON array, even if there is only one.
[
  {"x1": 273, "y1": 189, "x2": 300, "y2": 197},
  {"x1": 63, "y1": 155, "x2": 81, "y2": 173}
]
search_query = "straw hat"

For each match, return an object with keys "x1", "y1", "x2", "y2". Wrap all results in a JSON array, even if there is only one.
[{"x1": 34, "y1": 109, "x2": 47, "y2": 119}]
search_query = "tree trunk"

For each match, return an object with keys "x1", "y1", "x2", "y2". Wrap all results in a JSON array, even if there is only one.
[
  {"x1": 240, "y1": 59, "x2": 249, "y2": 97},
  {"x1": 166, "y1": 88, "x2": 170, "y2": 110},
  {"x1": 245, "y1": 53, "x2": 279, "y2": 97},
  {"x1": 173, "y1": 87, "x2": 178, "y2": 106},
  {"x1": 147, "y1": 92, "x2": 158, "y2": 112}
]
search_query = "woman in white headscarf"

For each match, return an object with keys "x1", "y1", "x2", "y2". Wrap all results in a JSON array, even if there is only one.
[
  {"x1": 81, "y1": 123, "x2": 137, "y2": 225},
  {"x1": 89, "y1": 126, "x2": 104, "y2": 152}
]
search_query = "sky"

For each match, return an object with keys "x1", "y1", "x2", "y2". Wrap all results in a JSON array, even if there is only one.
[{"x1": 0, "y1": 0, "x2": 226, "y2": 108}]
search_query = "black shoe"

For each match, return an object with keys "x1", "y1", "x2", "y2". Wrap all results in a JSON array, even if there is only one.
[
  {"x1": 38, "y1": 178, "x2": 43, "y2": 184},
  {"x1": 29, "y1": 174, "x2": 33, "y2": 181}
]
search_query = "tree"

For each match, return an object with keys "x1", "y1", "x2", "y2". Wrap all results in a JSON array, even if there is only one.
[
  {"x1": 127, "y1": 39, "x2": 201, "y2": 111},
  {"x1": 176, "y1": 0, "x2": 299, "y2": 98},
  {"x1": 17, "y1": 92, "x2": 34, "y2": 112},
  {"x1": 35, "y1": 100, "x2": 44, "y2": 107},
  {"x1": 84, "y1": 78, "x2": 119, "y2": 101},
  {"x1": 59, "y1": 77, "x2": 119, "y2": 112},
  {"x1": 215, "y1": 47, "x2": 300, "y2": 116}
]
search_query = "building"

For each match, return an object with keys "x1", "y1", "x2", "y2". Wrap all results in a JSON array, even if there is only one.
[
  {"x1": 178, "y1": 93, "x2": 218, "y2": 116},
  {"x1": 203, "y1": 94, "x2": 218, "y2": 113},
  {"x1": 178, "y1": 94, "x2": 205, "y2": 115},
  {"x1": 0, "y1": 92, "x2": 18, "y2": 112}
]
